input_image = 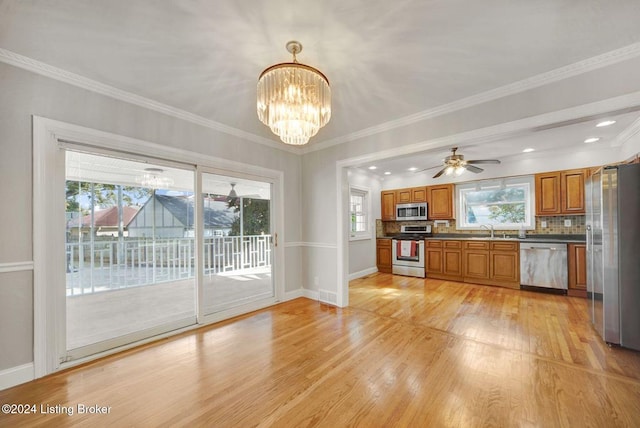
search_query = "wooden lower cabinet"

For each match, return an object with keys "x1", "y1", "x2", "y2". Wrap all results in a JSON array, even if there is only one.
[
  {"x1": 568, "y1": 243, "x2": 587, "y2": 298},
  {"x1": 376, "y1": 239, "x2": 392, "y2": 274},
  {"x1": 463, "y1": 241, "x2": 490, "y2": 281},
  {"x1": 425, "y1": 241, "x2": 443, "y2": 275},
  {"x1": 462, "y1": 240, "x2": 520, "y2": 289},
  {"x1": 443, "y1": 241, "x2": 463, "y2": 278},
  {"x1": 426, "y1": 240, "x2": 462, "y2": 280},
  {"x1": 427, "y1": 239, "x2": 519, "y2": 287}
]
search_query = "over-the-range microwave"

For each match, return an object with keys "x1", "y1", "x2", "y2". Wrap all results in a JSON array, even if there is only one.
[{"x1": 396, "y1": 202, "x2": 428, "y2": 221}]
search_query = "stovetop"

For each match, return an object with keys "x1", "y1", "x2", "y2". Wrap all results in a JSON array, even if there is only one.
[{"x1": 392, "y1": 233, "x2": 433, "y2": 240}]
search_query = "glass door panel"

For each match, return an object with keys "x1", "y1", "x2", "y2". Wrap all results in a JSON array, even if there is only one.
[
  {"x1": 201, "y1": 173, "x2": 274, "y2": 315},
  {"x1": 64, "y1": 151, "x2": 196, "y2": 358}
]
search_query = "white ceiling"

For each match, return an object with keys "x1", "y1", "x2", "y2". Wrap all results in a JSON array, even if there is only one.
[
  {"x1": 358, "y1": 109, "x2": 640, "y2": 178},
  {"x1": 2, "y1": 0, "x2": 640, "y2": 161}
]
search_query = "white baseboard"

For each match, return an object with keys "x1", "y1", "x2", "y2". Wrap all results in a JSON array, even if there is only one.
[
  {"x1": 0, "y1": 363, "x2": 34, "y2": 391},
  {"x1": 283, "y1": 288, "x2": 304, "y2": 301},
  {"x1": 302, "y1": 289, "x2": 319, "y2": 300},
  {"x1": 348, "y1": 267, "x2": 378, "y2": 281}
]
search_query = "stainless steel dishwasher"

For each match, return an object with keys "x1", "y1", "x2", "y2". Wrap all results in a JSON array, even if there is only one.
[{"x1": 520, "y1": 242, "x2": 568, "y2": 290}]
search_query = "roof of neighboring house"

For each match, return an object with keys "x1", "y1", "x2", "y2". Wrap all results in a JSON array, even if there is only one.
[
  {"x1": 144, "y1": 194, "x2": 236, "y2": 229},
  {"x1": 67, "y1": 206, "x2": 139, "y2": 228}
]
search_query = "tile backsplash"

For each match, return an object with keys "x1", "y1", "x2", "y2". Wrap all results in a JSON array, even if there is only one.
[{"x1": 378, "y1": 215, "x2": 585, "y2": 237}]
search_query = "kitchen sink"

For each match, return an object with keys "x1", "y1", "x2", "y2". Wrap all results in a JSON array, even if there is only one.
[{"x1": 467, "y1": 236, "x2": 518, "y2": 240}]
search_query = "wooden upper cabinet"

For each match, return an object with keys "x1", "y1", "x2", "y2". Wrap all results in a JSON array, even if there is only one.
[
  {"x1": 561, "y1": 169, "x2": 586, "y2": 214},
  {"x1": 535, "y1": 169, "x2": 586, "y2": 216},
  {"x1": 396, "y1": 188, "x2": 412, "y2": 204},
  {"x1": 427, "y1": 184, "x2": 454, "y2": 220},
  {"x1": 381, "y1": 191, "x2": 396, "y2": 221},
  {"x1": 396, "y1": 187, "x2": 427, "y2": 203},
  {"x1": 411, "y1": 187, "x2": 428, "y2": 202},
  {"x1": 535, "y1": 172, "x2": 562, "y2": 216}
]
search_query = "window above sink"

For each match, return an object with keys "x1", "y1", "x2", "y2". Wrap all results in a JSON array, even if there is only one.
[{"x1": 456, "y1": 176, "x2": 535, "y2": 231}]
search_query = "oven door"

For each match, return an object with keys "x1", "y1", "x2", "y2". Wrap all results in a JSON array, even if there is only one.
[
  {"x1": 392, "y1": 239, "x2": 425, "y2": 277},
  {"x1": 392, "y1": 240, "x2": 420, "y2": 265}
]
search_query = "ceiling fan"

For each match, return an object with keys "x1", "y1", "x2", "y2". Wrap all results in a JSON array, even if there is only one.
[{"x1": 421, "y1": 147, "x2": 501, "y2": 178}]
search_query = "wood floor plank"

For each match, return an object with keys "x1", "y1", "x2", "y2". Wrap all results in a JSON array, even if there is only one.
[{"x1": 2, "y1": 274, "x2": 640, "y2": 427}]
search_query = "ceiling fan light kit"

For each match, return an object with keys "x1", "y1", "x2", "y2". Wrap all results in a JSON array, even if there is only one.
[
  {"x1": 430, "y1": 147, "x2": 500, "y2": 179},
  {"x1": 257, "y1": 41, "x2": 331, "y2": 146}
]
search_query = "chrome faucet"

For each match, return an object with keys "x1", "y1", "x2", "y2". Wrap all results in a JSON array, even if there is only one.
[{"x1": 480, "y1": 224, "x2": 494, "y2": 239}]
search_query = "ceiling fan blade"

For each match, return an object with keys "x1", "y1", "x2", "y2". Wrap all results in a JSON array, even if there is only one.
[
  {"x1": 415, "y1": 165, "x2": 442, "y2": 173},
  {"x1": 466, "y1": 159, "x2": 501, "y2": 165},
  {"x1": 463, "y1": 164, "x2": 484, "y2": 173},
  {"x1": 433, "y1": 167, "x2": 448, "y2": 178}
]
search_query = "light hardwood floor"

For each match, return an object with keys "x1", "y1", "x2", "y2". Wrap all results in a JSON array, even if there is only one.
[{"x1": 1, "y1": 273, "x2": 640, "y2": 427}]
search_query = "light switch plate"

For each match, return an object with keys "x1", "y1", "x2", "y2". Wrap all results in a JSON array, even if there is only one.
[
  {"x1": 564, "y1": 219, "x2": 572, "y2": 227},
  {"x1": 541, "y1": 221, "x2": 547, "y2": 228}
]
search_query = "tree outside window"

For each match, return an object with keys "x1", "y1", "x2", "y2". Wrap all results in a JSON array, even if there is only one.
[{"x1": 456, "y1": 177, "x2": 535, "y2": 230}]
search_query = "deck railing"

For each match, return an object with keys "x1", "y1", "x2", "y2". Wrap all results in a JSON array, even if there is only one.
[{"x1": 66, "y1": 235, "x2": 271, "y2": 295}]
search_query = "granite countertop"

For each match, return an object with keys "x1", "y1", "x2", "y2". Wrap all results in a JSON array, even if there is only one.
[{"x1": 378, "y1": 234, "x2": 586, "y2": 243}]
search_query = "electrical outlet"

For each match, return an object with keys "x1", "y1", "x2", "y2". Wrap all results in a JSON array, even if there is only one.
[
  {"x1": 314, "y1": 276, "x2": 319, "y2": 286},
  {"x1": 564, "y1": 219, "x2": 572, "y2": 227},
  {"x1": 541, "y1": 221, "x2": 547, "y2": 228}
]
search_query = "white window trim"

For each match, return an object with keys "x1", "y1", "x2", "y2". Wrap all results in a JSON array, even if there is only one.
[
  {"x1": 456, "y1": 176, "x2": 536, "y2": 230},
  {"x1": 349, "y1": 185, "x2": 371, "y2": 241}
]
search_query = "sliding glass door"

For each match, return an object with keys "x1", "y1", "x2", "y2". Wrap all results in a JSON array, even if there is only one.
[
  {"x1": 64, "y1": 151, "x2": 197, "y2": 359},
  {"x1": 200, "y1": 172, "x2": 274, "y2": 316}
]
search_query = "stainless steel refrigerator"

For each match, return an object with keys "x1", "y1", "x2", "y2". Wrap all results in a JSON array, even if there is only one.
[{"x1": 585, "y1": 163, "x2": 640, "y2": 351}]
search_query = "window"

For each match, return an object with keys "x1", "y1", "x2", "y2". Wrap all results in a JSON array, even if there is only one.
[
  {"x1": 349, "y1": 186, "x2": 370, "y2": 240},
  {"x1": 456, "y1": 176, "x2": 535, "y2": 230}
]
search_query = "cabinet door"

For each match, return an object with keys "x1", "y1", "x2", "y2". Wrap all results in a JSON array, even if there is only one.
[
  {"x1": 376, "y1": 239, "x2": 392, "y2": 273},
  {"x1": 443, "y1": 249, "x2": 463, "y2": 277},
  {"x1": 568, "y1": 244, "x2": 587, "y2": 290},
  {"x1": 381, "y1": 191, "x2": 396, "y2": 221},
  {"x1": 428, "y1": 184, "x2": 454, "y2": 219},
  {"x1": 426, "y1": 248, "x2": 443, "y2": 274},
  {"x1": 561, "y1": 169, "x2": 586, "y2": 214},
  {"x1": 464, "y1": 250, "x2": 490, "y2": 280},
  {"x1": 490, "y1": 251, "x2": 519, "y2": 283},
  {"x1": 397, "y1": 188, "x2": 412, "y2": 204},
  {"x1": 411, "y1": 187, "x2": 427, "y2": 202},
  {"x1": 535, "y1": 172, "x2": 561, "y2": 215}
]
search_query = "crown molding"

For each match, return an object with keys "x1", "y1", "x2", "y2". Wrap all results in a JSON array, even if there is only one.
[
  {"x1": 0, "y1": 48, "x2": 300, "y2": 154},
  {"x1": 3, "y1": 42, "x2": 640, "y2": 157},
  {"x1": 335, "y1": 90, "x2": 640, "y2": 170},
  {"x1": 304, "y1": 42, "x2": 640, "y2": 154},
  {"x1": 612, "y1": 116, "x2": 640, "y2": 147}
]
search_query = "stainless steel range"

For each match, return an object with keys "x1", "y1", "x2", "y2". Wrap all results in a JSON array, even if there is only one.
[{"x1": 391, "y1": 225, "x2": 432, "y2": 278}]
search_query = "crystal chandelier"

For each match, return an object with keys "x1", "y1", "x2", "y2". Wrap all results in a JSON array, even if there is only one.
[{"x1": 257, "y1": 41, "x2": 331, "y2": 146}]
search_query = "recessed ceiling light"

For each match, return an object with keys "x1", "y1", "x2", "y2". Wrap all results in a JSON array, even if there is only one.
[
  {"x1": 522, "y1": 148, "x2": 535, "y2": 153},
  {"x1": 596, "y1": 120, "x2": 616, "y2": 127},
  {"x1": 584, "y1": 137, "x2": 601, "y2": 144},
  {"x1": 368, "y1": 165, "x2": 377, "y2": 170},
  {"x1": 384, "y1": 171, "x2": 391, "y2": 175},
  {"x1": 408, "y1": 167, "x2": 418, "y2": 171}
]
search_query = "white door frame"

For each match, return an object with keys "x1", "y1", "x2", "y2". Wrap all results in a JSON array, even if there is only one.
[{"x1": 33, "y1": 116, "x2": 285, "y2": 377}]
